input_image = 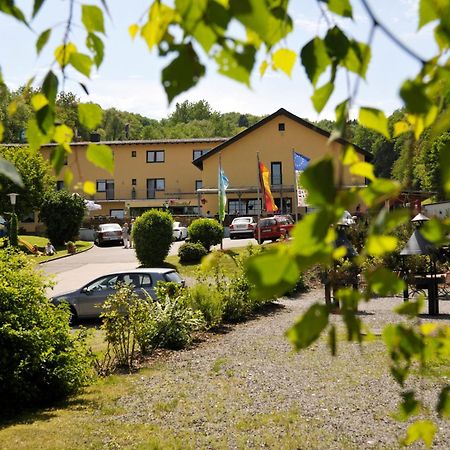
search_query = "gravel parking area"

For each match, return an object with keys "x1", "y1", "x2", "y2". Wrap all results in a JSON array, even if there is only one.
[{"x1": 115, "y1": 291, "x2": 450, "y2": 449}]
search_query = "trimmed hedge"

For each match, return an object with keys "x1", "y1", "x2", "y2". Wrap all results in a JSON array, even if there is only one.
[
  {"x1": 133, "y1": 209, "x2": 173, "y2": 267},
  {"x1": 178, "y1": 242, "x2": 207, "y2": 263},
  {"x1": 187, "y1": 218, "x2": 223, "y2": 251}
]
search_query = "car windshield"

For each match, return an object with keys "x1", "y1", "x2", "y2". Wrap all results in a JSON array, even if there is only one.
[
  {"x1": 99, "y1": 224, "x2": 121, "y2": 231},
  {"x1": 165, "y1": 271, "x2": 182, "y2": 283},
  {"x1": 259, "y1": 218, "x2": 276, "y2": 227}
]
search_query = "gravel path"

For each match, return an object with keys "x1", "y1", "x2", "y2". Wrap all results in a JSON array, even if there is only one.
[{"x1": 116, "y1": 291, "x2": 450, "y2": 449}]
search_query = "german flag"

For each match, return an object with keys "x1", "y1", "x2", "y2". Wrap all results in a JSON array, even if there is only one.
[{"x1": 259, "y1": 161, "x2": 278, "y2": 213}]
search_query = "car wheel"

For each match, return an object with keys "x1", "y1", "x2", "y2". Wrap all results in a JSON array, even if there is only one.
[
  {"x1": 68, "y1": 306, "x2": 78, "y2": 326},
  {"x1": 95, "y1": 238, "x2": 101, "y2": 247}
]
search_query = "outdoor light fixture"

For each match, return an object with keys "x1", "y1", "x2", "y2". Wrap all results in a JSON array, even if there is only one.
[{"x1": 7, "y1": 192, "x2": 18, "y2": 206}]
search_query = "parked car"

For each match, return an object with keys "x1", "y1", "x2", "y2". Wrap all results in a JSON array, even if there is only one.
[
  {"x1": 229, "y1": 216, "x2": 256, "y2": 239},
  {"x1": 254, "y1": 215, "x2": 295, "y2": 244},
  {"x1": 173, "y1": 221, "x2": 188, "y2": 241},
  {"x1": 0, "y1": 215, "x2": 7, "y2": 238},
  {"x1": 51, "y1": 268, "x2": 185, "y2": 323},
  {"x1": 94, "y1": 223, "x2": 123, "y2": 246}
]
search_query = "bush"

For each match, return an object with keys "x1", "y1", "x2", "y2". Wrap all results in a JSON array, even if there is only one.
[
  {"x1": 39, "y1": 190, "x2": 86, "y2": 246},
  {"x1": 187, "y1": 218, "x2": 223, "y2": 251},
  {"x1": 186, "y1": 283, "x2": 224, "y2": 329},
  {"x1": 178, "y1": 242, "x2": 208, "y2": 263},
  {"x1": 0, "y1": 250, "x2": 91, "y2": 410},
  {"x1": 133, "y1": 209, "x2": 173, "y2": 266}
]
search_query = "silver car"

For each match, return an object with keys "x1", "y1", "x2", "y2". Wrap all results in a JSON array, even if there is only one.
[{"x1": 51, "y1": 268, "x2": 185, "y2": 323}]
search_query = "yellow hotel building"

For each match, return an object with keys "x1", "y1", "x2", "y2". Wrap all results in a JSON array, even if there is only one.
[{"x1": 41, "y1": 108, "x2": 370, "y2": 222}]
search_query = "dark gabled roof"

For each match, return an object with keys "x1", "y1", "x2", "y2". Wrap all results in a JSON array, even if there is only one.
[{"x1": 192, "y1": 108, "x2": 372, "y2": 169}]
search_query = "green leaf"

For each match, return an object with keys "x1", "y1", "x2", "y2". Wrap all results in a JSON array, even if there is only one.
[
  {"x1": 26, "y1": 118, "x2": 51, "y2": 151},
  {"x1": 246, "y1": 248, "x2": 301, "y2": 299},
  {"x1": 366, "y1": 235, "x2": 398, "y2": 256},
  {"x1": 163, "y1": 44, "x2": 206, "y2": 103},
  {"x1": 437, "y1": 386, "x2": 450, "y2": 418},
  {"x1": 84, "y1": 181, "x2": 96, "y2": 196},
  {"x1": 403, "y1": 420, "x2": 437, "y2": 448},
  {"x1": 301, "y1": 37, "x2": 331, "y2": 86},
  {"x1": 32, "y1": 0, "x2": 45, "y2": 17},
  {"x1": 324, "y1": 26, "x2": 350, "y2": 61},
  {"x1": 31, "y1": 93, "x2": 48, "y2": 111},
  {"x1": 229, "y1": 0, "x2": 292, "y2": 47},
  {"x1": 176, "y1": 0, "x2": 207, "y2": 32},
  {"x1": 311, "y1": 81, "x2": 334, "y2": 113},
  {"x1": 81, "y1": 5, "x2": 105, "y2": 34},
  {"x1": 359, "y1": 178, "x2": 401, "y2": 208},
  {"x1": 400, "y1": 79, "x2": 432, "y2": 114},
  {"x1": 359, "y1": 107, "x2": 390, "y2": 138},
  {"x1": 54, "y1": 124, "x2": 73, "y2": 145},
  {"x1": 393, "y1": 391, "x2": 422, "y2": 421},
  {"x1": 54, "y1": 42, "x2": 77, "y2": 68},
  {"x1": 0, "y1": 1, "x2": 28, "y2": 25},
  {"x1": 366, "y1": 267, "x2": 405, "y2": 296},
  {"x1": 371, "y1": 208, "x2": 410, "y2": 234},
  {"x1": 129, "y1": 24, "x2": 139, "y2": 39},
  {"x1": 349, "y1": 161, "x2": 375, "y2": 181},
  {"x1": 36, "y1": 28, "x2": 51, "y2": 55},
  {"x1": 343, "y1": 40, "x2": 370, "y2": 78},
  {"x1": 50, "y1": 145, "x2": 67, "y2": 174},
  {"x1": 78, "y1": 103, "x2": 103, "y2": 130},
  {"x1": 63, "y1": 168, "x2": 73, "y2": 188},
  {"x1": 86, "y1": 143, "x2": 114, "y2": 173},
  {"x1": 41, "y1": 70, "x2": 58, "y2": 105},
  {"x1": 299, "y1": 158, "x2": 336, "y2": 206},
  {"x1": 86, "y1": 33, "x2": 105, "y2": 68},
  {"x1": 272, "y1": 48, "x2": 297, "y2": 77},
  {"x1": 326, "y1": 0, "x2": 353, "y2": 18},
  {"x1": 418, "y1": 0, "x2": 439, "y2": 29},
  {"x1": 0, "y1": 155, "x2": 24, "y2": 187},
  {"x1": 36, "y1": 105, "x2": 54, "y2": 134},
  {"x1": 69, "y1": 52, "x2": 93, "y2": 77},
  {"x1": 215, "y1": 44, "x2": 255, "y2": 87},
  {"x1": 0, "y1": 121, "x2": 3, "y2": 141},
  {"x1": 395, "y1": 298, "x2": 424, "y2": 318},
  {"x1": 141, "y1": 2, "x2": 178, "y2": 50},
  {"x1": 440, "y1": 141, "x2": 450, "y2": 196},
  {"x1": 420, "y1": 218, "x2": 450, "y2": 245},
  {"x1": 286, "y1": 303, "x2": 329, "y2": 351},
  {"x1": 393, "y1": 120, "x2": 410, "y2": 137}
]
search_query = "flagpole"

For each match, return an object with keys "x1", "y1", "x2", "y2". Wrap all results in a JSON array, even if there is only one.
[
  {"x1": 219, "y1": 154, "x2": 223, "y2": 250},
  {"x1": 292, "y1": 149, "x2": 299, "y2": 223},
  {"x1": 256, "y1": 152, "x2": 262, "y2": 244}
]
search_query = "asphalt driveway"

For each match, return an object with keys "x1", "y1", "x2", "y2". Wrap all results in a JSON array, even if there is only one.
[{"x1": 42, "y1": 237, "x2": 257, "y2": 297}]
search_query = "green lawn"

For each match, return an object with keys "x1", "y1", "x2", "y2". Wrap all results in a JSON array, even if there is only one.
[{"x1": 18, "y1": 235, "x2": 93, "y2": 263}]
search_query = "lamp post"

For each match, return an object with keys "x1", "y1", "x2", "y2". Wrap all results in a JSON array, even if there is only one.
[{"x1": 7, "y1": 193, "x2": 19, "y2": 246}]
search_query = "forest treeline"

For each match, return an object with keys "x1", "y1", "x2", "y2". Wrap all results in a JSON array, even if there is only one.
[{"x1": 0, "y1": 85, "x2": 447, "y2": 199}]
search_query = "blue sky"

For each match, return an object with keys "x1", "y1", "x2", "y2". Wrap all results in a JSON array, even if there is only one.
[{"x1": 0, "y1": 0, "x2": 436, "y2": 121}]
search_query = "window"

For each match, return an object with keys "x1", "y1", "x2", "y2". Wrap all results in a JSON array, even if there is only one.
[
  {"x1": 56, "y1": 180, "x2": 65, "y2": 191},
  {"x1": 195, "y1": 180, "x2": 202, "y2": 191},
  {"x1": 146, "y1": 150, "x2": 164, "y2": 163},
  {"x1": 96, "y1": 179, "x2": 114, "y2": 199},
  {"x1": 131, "y1": 151, "x2": 136, "y2": 157},
  {"x1": 110, "y1": 209, "x2": 124, "y2": 219},
  {"x1": 278, "y1": 122, "x2": 285, "y2": 131},
  {"x1": 193, "y1": 149, "x2": 207, "y2": 160},
  {"x1": 271, "y1": 162, "x2": 282, "y2": 185},
  {"x1": 132, "y1": 179, "x2": 137, "y2": 186},
  {"x1": 228, "y1": 199, "x2": 261, "y2": 215},
  {"x1": 147, "y1": 178, "x2": 165, "y2": 198}
]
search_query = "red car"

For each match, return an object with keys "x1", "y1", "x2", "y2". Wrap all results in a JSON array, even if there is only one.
[{"x1": 254, "y1": 215, "x2": 295, "y2": 244}]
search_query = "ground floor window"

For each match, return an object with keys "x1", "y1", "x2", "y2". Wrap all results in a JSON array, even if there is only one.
[
  {"x1": 274, "y1": 197, "x2": 292, "y2": 214},
  {"x1": 110, "y1": 209, "x2": 124, "y2": 219},
  {"x1": 228, "y1": 198, "x2": 262, "y2": 215}
]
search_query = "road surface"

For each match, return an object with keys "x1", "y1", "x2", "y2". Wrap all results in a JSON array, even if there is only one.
[{"x1": 43, "y1": 237, "x2": 257, "y2": 296}]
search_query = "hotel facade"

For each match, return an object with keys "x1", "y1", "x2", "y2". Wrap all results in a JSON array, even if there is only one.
[{"x1": 40, "y1": 108, "x2": 370, "y2": 224}]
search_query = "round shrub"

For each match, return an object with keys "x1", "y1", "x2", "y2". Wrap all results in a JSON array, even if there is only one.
[
  {"x1": 40, "y1": 191, "x2": 86, "y2": 246},
  {"x1": 178, "y1": 242, "x2": 208, "y2": 263},
  {"x1": 0, "y1": 250, "x2": 91, "y2": 410},
  {"x1": 133, "y1": 209, "x2": 173, "y2": 267},
  {"x1": 187, "y1": 218, "x2": 223, "y2": 251}
]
